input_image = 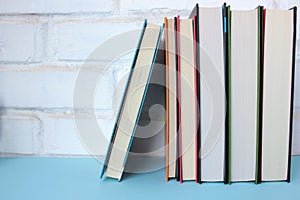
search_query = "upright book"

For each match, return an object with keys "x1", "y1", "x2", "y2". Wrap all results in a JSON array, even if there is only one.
[
  {"x1": 189, "y1": 4, "x2": 201, "y2": 183},
  {"x1": 164, "y1": 17, "x2": 178, "y2": 181},
  {"x1": 190, "y1": 5, "x2": 227, "y2": 182},
  {"x1": 260, "y1": 8, "x2": 296, "y2": 182},
  {"x1": 100, "y1": 20, "x2": 163, "y2": 181},
  {"x1": 175, "y1": 16, "x2": 198, "y2": 183},
  {"x1": 227, "y1": 7, "x2": 263, "y2": 184}
]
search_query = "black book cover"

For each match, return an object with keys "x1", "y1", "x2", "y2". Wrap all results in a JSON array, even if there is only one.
[
  {"x1": 174, "y1": 16, "x2": 180, "y2": 182},
  {"x1": 287, "y1": 6, "x2": 297, "y2": 183},
  {"x1": 222, "y1": 3, "x2": 230, "y2": 185},
  {"x1": 256, "y1": 5, "x2": 264, "y2": 184}
]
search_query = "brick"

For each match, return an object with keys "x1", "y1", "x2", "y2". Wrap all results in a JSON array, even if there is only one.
[
  {"x1": 0, "y1": 115, "x2": 41, "y2": 154},
  {"x1": 0, "y1": 70, "x2": 114, "y2": 109},
  {"x1": 185, "y1": 0, "x2": 223, "y2": 9},
  {"x1": 0, "y1": 23, "x2": 42, "y2": 63},
  {"x1": 54, "y1": 22, "x2": 141, "y2": 61},
  {"x1": 0, "y1": 0, "x2": 114, "y2": 14},
  {"x1": 43, "y1": 117, "x2": 89, "y2": 155},
  {"x1": 42, "y1": 114, "x2": 119, "y2": 155},
  {"x1": 119, "y1": 0, "x2": 186, "y2": 13}
]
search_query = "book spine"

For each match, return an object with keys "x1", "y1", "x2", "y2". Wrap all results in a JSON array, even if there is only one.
[
  {"x1": 223, "y1": 4, "x2": 231, "y2": 185},
  {"x1": 287, "y1": 6, "x2": 297, "y2": 183},
  {"x1": 255, "y1": 6, "x2": 264, "y2": 185},
  {"x1": 164, "y1": 17, "x2": 170, "y2": 182},
  {"x1": 192, "y1": 15, "x2": 200, "y2": 184},
  {"x1": 174, "y1": 16, "x2": 180, "y2": 182},
  {"x1": 257, "y1": 8, "x2": 266, "y2": 184},
  {"x1": 176, "y1": 15, "x2": 183, "y2": 184}
]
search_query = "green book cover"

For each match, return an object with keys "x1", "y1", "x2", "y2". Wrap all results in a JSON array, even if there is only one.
[
  {"x1": 226, "y1": 5, "x2": 232, "y2": 185},
  {"x1": 255, "y1": 6, "x2": 263, "y2": 185}
]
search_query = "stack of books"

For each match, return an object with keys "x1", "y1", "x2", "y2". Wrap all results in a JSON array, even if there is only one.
[{"x1": 100, "y1": 3, "x2": 297, "y2": 184}]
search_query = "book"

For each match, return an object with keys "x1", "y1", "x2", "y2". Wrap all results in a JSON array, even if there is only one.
[
  {"x1": 165, "y1": 17, "x2": 178, "y2": 181},
  {"x1": 260, "y1": 7, "x2": 297, "y2": 182},
  {"x1": 192, "y1": 5, "x2": 227, "y2": 182},
  {"x1": 223, "y1": 4, "x2": 230, "y2": 184},
  {"x1": 227, "y1": 7, "x2": 263, "y2": 183},
  {"x1": 174, "y1": 16, "x2": 180, "y2": 182},
  {"x1": 189, "y1": 3, "x2": 201, "y2": 183},
  {"x1": 100, "y1": 20, "x2": 163, "y2": 181},
  {"x1": 176, "y1": 16, "x2": 198, "y2": 183}
]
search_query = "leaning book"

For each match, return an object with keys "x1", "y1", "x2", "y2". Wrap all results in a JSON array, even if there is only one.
[{"x1": 100, "y1": 20, "x2": 163, "y2": 181}]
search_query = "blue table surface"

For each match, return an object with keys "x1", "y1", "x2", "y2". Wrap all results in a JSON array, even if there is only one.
[{"x1": 0, "y1": 156, "x2": 299, "y2": 200}]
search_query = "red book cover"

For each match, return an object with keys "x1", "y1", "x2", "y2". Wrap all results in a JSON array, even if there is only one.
[
  {"x1": 176, "y1": 16, "x2": 183, "y2": 183},
  {"x1": 176, "y1": 15, "x2": 183, "y2": 183}
]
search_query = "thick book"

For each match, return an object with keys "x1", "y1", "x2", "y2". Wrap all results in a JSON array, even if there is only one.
[
  {"x1": 227, "y1": 7, "x2": 263, "y2": 184},
  {"x1": 260, "y1": 7, "x2": 296, "y2": 182},
  {"x1": 176, "y1": 16, "x2": 198, "y2": 183},
  {"x1": 100, "y1": 20, "x2": 163, "y2": 181},
  {"x1": 164, "y1": 17, "x2": 178, "y2": 181},
  {"x1": 190, "y1": 5, "x2": 227, "y2": 182}
]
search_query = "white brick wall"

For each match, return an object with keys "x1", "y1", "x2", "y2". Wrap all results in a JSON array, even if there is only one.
[
  {"x1": 0, "y1": 113, "x2": 42, "y2": 154},
  {"x1": 54, "y1": 22, "x2": 141, "y2": 61},
  {"x1": 0, "y1": 0, "x2": 299, "y2": 157},
  {"x1": 0, "y1": 23, "x2": 43, "y2": 63},
  {"x1": 0, "y1": 0, "x2": 115, "y2": 14}
]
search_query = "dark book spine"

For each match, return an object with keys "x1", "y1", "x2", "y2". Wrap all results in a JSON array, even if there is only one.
[
  {"x1": 174, "y1": 16, "x2": 180, "y2": 182},
  {"x1": 255, "y1": 6, "x2": 264, "y2": 185},
  {"x1": 287, "y1": 6, "x2": 297, "y2": 183},
  {"x1": 195, "y1": 6, "x2": 201, "y2": 185},
  {"x1": 176, "y1": 15, "x2": 183, "y2": 183},
  {"x1": 257, "y1": 8, "x2": 266, "y2": 184},
  {"x1": 223, "y1": 3, "x2": 230, "y2": 185}
]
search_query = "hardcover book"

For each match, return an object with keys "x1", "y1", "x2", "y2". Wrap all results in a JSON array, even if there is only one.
[{"x1": 100, "y1": 20, "x2": 163, "y2": 181}]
